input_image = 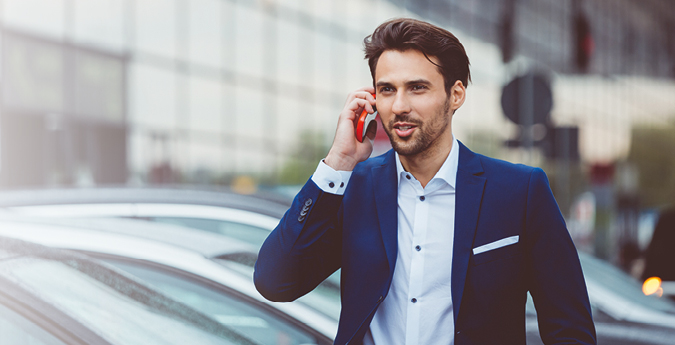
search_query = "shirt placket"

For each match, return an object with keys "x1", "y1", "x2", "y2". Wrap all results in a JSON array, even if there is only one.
[{"x1": 405, "y1": 183, "x2": 428, "y2": 345}]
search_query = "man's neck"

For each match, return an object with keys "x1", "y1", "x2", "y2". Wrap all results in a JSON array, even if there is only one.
[{"x1": 399, "y1": 138, "x2": 453, "y2": 188}]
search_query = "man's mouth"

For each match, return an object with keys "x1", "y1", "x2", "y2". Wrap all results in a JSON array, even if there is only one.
[{"x1": 393, "y1": 123, "x2": 417, "y2": 138}]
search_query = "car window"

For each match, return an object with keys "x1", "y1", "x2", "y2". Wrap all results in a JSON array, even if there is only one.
[
  {"x1": 100, "y1": 258, "x2": 327, "y2": 345},
  {"x1": 579, "y1": 253, "x2": 675, "y2": 314},
  {"x1": 141, "y1": 217, "x2": 271, "y2": 247},
  {"x1": 0, "y1": 303, "x2": 68, "y2": 345},
  {"x1": 0, "y1": 258, "x2": 252, "y2": 345},
  {"x1": 214, "y1": 257, "x2": 342, "y2": 322}
]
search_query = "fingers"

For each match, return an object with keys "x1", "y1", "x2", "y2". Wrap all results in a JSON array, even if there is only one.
[
  {"x1": 345, "y1": 98, "x2": 375, "y2": 119},
  {"x1": 345, "y1": 87, "x2": 376, "y2": 107}
]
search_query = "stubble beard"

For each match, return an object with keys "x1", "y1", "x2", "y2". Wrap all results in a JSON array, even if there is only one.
[{"x1": 384, "y1": 98, "x2": 452, "y2": 157}]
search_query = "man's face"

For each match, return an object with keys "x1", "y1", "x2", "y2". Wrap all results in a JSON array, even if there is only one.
[{"x1": 374, "y1": 49, "x2": 464, "y2": 157}]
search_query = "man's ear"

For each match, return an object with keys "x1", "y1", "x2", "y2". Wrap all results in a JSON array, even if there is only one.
[{"x1": 450, "y1": 80, "x2": 466, "y2": 113}]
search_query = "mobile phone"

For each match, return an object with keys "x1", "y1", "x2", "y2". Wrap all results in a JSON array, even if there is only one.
[{"x1": 356, "y1": 94, "x2": 377, "y2": 142}]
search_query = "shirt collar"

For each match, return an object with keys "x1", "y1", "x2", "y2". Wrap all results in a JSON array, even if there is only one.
[{"x1": 395, "y1": 136, "x2": 459, "y2": 189}]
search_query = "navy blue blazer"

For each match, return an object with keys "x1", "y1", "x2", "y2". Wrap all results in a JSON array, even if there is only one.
[{"x1": 255, "y1": 142, "x2": 596, "y2": 345}]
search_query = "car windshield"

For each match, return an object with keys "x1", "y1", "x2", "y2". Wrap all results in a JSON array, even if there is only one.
[
  {"x1": 0, "y1": 256, "x2": 255, "y2": 345},
  {"x1": 579, "y1": 252, "x2": 675, "y2": 315},
  {"x1": 0, "y1": 303, "x2": 68, "y2": 345},
  {"x1": 99, "y1": 258, "x2": 328, "y2": 345},
  {"x1": 137, "y1": 217, "x2": 271, "y2": 248},
  {"x1": 214, "y1": 255, "x2": 342, "y2": 322}
]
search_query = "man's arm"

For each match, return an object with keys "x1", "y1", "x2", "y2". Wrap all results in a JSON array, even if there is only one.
[
  {"x1": 254, "y1": 176, "x2": 344, "y2": 302},
  {"x1": 254, "y1": 87, "x2": 377, "y2": 302},
  {"x1": 525, "y1": 168, "x2": 597, "y2": 344}
]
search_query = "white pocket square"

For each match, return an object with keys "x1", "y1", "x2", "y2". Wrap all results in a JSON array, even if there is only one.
[{"x1": 472, "y1": 235, "x2": 519, "y2": 255}]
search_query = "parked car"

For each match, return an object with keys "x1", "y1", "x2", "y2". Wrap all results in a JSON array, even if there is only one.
[
  {"x1": 4, "y1": 188, "x2": 675, "y2": 344},
  {"x1": 0, "y1": 235, "x2": 271, "y2": 345},
  {"x1": 0, "y1": 216, "x2": 336, "y2": 344}
]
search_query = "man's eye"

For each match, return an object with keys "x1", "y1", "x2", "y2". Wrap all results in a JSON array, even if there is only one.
[
  {"x1": 379, "y1": 87, "x2": 393, "y2": 92},
  {"x1": 412, "y1": 85, "x2": 427, "y2": 91}
]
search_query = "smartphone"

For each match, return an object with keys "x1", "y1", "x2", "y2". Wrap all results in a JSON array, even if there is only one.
[{"x1": 356, "y1": 94, "x2": 378, "y2": 142}]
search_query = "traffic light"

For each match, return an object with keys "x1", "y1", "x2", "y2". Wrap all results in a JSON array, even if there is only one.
[{"x1": 573, "y1": 3, "x2": 594, "y2": 72}]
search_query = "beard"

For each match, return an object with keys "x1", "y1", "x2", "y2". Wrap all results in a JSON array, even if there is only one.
[{"x1": 383, "y1": 98, "x2": 451, "y2": 157}]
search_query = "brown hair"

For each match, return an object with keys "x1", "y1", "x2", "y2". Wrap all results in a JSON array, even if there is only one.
[{"x1": 364, "y1": 18, "x2": 471, "y2": 93}]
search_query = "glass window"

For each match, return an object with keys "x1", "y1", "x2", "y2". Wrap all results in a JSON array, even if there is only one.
[
  {"x1": 72, "y1": 0, "x2": 125, "y2": 52},
  {"x1": 100, "y1": 259, "x2": 325, "y2": 345},
  {"x1": 1, "y1": 259, "x2": 246, "y2": 344},
  {"x1": 188, "y1": 0, "x2": 222, "y2": 68},
  {"x1": 234, "y1": 87, "x2": 265, "y2": 140},
  {"x1": 128, "y1": 63, "x2": 177, "y2": 130},
  {"x1": 188, "y1": 76, "x2": 223, "y2": 134},
  {"x1": 73, "y1": 50, "x2": 125, "y2": 122},
  {"x1": 149, "y1": 217, "x2": 271, "y2": 247},
  {"x1": 0, "y1": 303, "x2": 67, "y2": 345},
  {"x1": 2, "y1": 0, "x2": 66, "y2": 40},
  {"x1": 134, "y1": 0, "x2": 176, "y2": 58},
  {"x1": 276, "y1": 20, "x2": 302, "y2": 86},
  {"x1": 234, "y1": 5, "x2": 265, "y2": 78},
  {"x1": 183, "y1": 140, "x2": 223, "y2": 174},
  {"x1": 1, "y1": 32, "x2": 65, "y2": 114}
]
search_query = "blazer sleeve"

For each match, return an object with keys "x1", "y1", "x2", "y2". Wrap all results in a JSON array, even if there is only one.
[
  {"x1": 254, "y1": 177, "x2": 343, "y2": 302},
  {"x1": 525, "y1": 168, "x2": 597, "y2": 344}
]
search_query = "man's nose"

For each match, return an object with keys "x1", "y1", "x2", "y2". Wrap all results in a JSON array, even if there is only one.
[{"x1": 391, "y1": 93, "x2": 411, "y2": 115}]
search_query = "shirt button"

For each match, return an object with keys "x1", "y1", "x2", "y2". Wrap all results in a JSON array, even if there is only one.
[
  {"x1": 415, "y1": 245, "x2": 421, "y2": 251},
  {"x1": 328, "y1": 182, "x2": 335, "y2": 188},
  {"x1": 340, "y1": 182, "x2": 344, "y2": 187},
  {"x1": 419, "y1": 196, "x2": 425, "y2": 201},
  {"x1": 406, "y1": 174, "x2": 411, "y2": 180},
  {"x1": 411, "y1": 298, "x2": 417, "y2": 303}
]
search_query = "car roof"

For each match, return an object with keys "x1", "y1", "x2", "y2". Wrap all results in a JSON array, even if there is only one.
[
  {"x1": 0, "y1": 217, "x2": 338, "y2": 338},
  {"x1": 0, "y1": 216, "x2": 259, "y2": 259},
  {"x1": 0, "y1": 187, "x2": 291, "y2": 219}
]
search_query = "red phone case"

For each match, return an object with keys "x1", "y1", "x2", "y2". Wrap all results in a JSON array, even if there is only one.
[{"x1": 356, "y1": 95, "x2": 377, "y2": 142}]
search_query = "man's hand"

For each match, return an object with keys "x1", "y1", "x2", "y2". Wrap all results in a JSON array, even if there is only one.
[{"x1": 324, "y1": 87, "x2": 378, "y2": 171}]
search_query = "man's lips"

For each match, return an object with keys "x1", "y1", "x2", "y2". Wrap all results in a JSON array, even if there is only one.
[{"x1": 393, "y1": 123, "x2": 417, "y2": 138}]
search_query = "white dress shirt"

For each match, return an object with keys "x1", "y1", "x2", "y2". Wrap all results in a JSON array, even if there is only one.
[{"x1": 312, "y1": 137, "x2": 459, "y2": 345}]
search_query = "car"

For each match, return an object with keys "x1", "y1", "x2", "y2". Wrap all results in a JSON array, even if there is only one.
[
  {"x1": 0, "y1": 235, "x2": 274, "y2": 345},
  {"x1": 0, "y1": 214, "x2": 337, "y2": 344},
  {"x1": 4, "y1": 188, "x2": 675, "y2": 344},
  {"x1": 0, "y1": 187, "x2": 342, "y2": 309}
]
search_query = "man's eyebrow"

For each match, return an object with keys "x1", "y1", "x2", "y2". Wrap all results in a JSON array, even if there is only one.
[
  {"x1": 375, "y1": 79, "x2": 432, "y2": 88},
  {"x1": 405, "y1": 79, "x2": 432, "y2": 86},
  {"x1": 375, "y1": 81, "x2": 394, "y2": 88}
]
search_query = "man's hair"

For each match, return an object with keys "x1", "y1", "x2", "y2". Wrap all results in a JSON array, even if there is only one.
[{"x1": 364, "y1": 18, "x2": 471, "y2": 94}]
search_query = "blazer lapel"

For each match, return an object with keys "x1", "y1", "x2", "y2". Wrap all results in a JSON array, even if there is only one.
[
  {"x1": 452, "y1": 141, "x2": 486, "y2": 324},
  {"x1": 372, "y1": 150, "x2": 398, "y2": 275}
]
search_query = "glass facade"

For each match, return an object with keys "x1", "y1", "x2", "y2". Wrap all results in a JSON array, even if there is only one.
[{"x1": 0, "y1": 0, "x2": 673, "y2": 235}]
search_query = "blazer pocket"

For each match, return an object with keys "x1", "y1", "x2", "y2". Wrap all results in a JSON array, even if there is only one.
[{"x1": 471, "y1": 235, "x2": 521, "y2": 266}]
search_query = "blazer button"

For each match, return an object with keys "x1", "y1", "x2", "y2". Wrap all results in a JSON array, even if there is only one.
[
  {"x1": 300, "y1": 209, "x2": 308, "y2": 216},
  {"x1": 304, "y1": 199, "x2": 313, "y2": 207},
  {"x1": 298, "y1": 215, "x2": 305, "y2": 222}
]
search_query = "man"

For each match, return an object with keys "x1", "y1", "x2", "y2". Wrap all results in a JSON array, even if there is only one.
[{"x1": 255, "y1": 18, "x2": 596, "y2": 345}]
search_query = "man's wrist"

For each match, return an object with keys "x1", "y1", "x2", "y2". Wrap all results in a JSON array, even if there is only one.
[{"x1": 324, "y1": 152, "x2": 356, "y2": 171}]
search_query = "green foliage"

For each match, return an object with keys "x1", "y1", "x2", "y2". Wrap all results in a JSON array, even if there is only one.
[
  {"x1": 278, "y1": 130, "x2": 330, "y2": 185},
  {"x1": 627, "y1": 126, "x2": 675, "y2": 208}
]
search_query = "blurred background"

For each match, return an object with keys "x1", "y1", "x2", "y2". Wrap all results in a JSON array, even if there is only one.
[{"x1": 0, "y1": 0, "x2": 674, "y2": 276}]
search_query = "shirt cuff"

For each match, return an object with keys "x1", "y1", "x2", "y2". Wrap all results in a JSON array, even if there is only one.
[{"x1": 310, "y1": 160, "x2": 353, "y2": 195}]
